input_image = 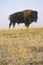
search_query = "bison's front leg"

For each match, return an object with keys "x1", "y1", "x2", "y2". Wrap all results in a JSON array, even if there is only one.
[
  {"x1": 25, "y1": 21, "x2": 29, "y2": 27},
  {"x1": 25, "y1": 23, "x2": 29, "y2": 27}
]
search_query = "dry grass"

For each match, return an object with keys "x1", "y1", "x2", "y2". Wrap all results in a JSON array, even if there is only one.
[{"x1": 0, "y1": 27, "x2": 43, "y2": 65}]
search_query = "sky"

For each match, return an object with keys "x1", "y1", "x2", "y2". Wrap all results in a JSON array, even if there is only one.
[{"x1": 0, "y1": 0, "x2": 43, "y2": 28}]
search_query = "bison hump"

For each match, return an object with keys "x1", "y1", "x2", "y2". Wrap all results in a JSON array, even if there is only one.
[{"x1": 23, "y1": 10, "x2": 32, "y2": 18}]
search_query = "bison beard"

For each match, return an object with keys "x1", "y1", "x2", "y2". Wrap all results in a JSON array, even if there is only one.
[{"x1": 9, "y1": 9, "x2": 38, "y2": 28}]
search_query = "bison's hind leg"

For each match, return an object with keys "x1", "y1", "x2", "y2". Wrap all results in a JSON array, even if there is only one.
[{"x1": 9, "y1": 22, "x2": 12, "y2": 28}]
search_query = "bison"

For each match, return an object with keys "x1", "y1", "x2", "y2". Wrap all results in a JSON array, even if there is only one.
[{"x1": 9, "y1": 9, "x2": 38, "y2": 28}]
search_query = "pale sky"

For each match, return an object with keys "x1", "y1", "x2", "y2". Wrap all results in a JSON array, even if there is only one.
[{"x1": 0, "y1": 0, "x2": 43, "y2": 28}]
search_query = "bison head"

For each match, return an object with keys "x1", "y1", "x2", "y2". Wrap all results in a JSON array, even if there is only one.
[{"x1": 30, "y1": 11, "x2": 38, "y2": 23}]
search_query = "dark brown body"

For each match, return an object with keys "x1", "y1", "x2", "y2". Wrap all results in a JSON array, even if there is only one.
[{"x1": 9, "y1": 9, "x2": 38, "y2": 28}]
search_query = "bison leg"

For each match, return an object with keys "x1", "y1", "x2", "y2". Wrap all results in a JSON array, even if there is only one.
[
  {"x1": 25, "y1": 18, "x2": 30, "y2": 27},
  {"x1": 25, "y1": 24, "x2": 29, "y2": 27},
  {"x1": 9, "y1": 22, "x2": 12, "y2": 28},
  {"x1": 13, "y1": 23, "x2": 15, "y2": 27},
  {"x1": 25, "y1": 22, "x2": 29, "y2": 27}
]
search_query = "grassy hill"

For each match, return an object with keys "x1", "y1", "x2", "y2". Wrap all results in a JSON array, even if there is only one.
[{"x1": 0, "y1": 27, "x2": 43, "y2": 65}]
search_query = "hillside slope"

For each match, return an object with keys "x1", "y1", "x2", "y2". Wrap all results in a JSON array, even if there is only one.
[{"x1": 0, "y1": 28, "x2": 43, "y2": 65}]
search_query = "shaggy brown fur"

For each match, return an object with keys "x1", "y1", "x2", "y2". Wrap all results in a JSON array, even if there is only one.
[
  {"x1": 9, "y1": 9, "x2": 38, "y2": 28},
  {"x1": 23, "y1": 10, "x2": 32, "y2": 18}
]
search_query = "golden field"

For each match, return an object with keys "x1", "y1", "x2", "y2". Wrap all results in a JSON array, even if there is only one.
[{"x1": 0, "y1": 27, "x2": 43, "y2": 65}]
